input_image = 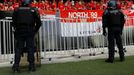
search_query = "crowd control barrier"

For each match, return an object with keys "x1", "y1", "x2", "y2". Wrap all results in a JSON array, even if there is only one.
[{"x1": 0, "y1": 16, "x2": 134, "y2": 66}]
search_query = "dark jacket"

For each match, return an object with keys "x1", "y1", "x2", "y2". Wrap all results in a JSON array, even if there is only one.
[
  {"x1": 12, "y1": 6, "x2": 41, "y2": 36},
  {"x1": 102, "y1": 8, "x2": 125, "y2": 31}
]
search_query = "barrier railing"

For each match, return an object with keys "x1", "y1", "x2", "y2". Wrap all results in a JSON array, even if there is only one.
[
  {"x1": 0, "y1": 17, "x2": 134, "y2": 65},
  {"x1": 0, "y1": 19, "x2": 14, "y2": 65}
]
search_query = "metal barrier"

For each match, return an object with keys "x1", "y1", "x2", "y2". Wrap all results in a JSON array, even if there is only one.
[
  {"x1": 0, "y1": 17, "x2": 134, "y2": 65},
  {"x1": 39, "y1": 17, "x2": 106, "y2": 61},
  {"x1": 0, "y1": 19, "x2": 14, "y2": 65}
]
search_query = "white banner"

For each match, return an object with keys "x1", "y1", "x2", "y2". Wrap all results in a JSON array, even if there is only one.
[{"x1": 61, "y1": 21, "x2": 102, "y2": 37}]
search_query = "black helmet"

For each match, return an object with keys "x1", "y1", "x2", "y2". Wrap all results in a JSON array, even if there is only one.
[
  {"x1": 21, "y1": 0, "x2": 31, "y2": 6},
  {"x1": 107, "y1": 0, "x2": 117, "y2": 9}
]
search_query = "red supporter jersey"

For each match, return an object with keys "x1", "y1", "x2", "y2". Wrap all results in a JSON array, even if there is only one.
[
  {"x1": 31, "y1": 3, "x2": 38, "y2": 7},
  {"x1": 65, "y1": 1, "x2": 71, "y2": 10},
  {"x1": 45, "y1": 3, "x2": 52, "y2": 10},
  {"x1": 13, "y1": 3, "x2": 19, "y2": 9},
  {"x1": 52, "y1": 2, "x2": 56, "y2": 10},
  {"x1": 38, "y1": 3, "x2": 44, "y2": 9},
  {"x1": 95, "y1": 5, "x2": 101, "y2": 10},
  {"x1": 87, "y1": 2, "x2": 94, "y2": 9},
  {"x1": 76, "y1": 4, "x2": 84, "y2": 10},
  {"x1": 58, "y1": 2, "x2": 65, "y2": 11}
]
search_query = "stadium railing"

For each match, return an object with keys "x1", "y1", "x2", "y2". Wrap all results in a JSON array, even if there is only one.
[{"x1": 0, "y1": 16, "x2": 134, "y2": 66}]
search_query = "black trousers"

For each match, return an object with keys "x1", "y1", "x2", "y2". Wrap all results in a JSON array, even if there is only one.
[
  {"x1": 108, "y1": 27, "x2": 124, "y2": 60},
  {"x1": 14, "y1": 33, "x2": 35, "y2": 67}
]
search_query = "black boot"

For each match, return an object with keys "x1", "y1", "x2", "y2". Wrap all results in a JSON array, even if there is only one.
[
  {"x1": 120, "y1": 55, "x2": 125, "y2": 62},
  {"x1": 12, "y1": 65, "x2": 20, "y2": 73},
  {"x1": 105, "y1": 59, "x2": 114, "y2": 63},
  {"x1": 119, "y1": 51, "x2": 125, "y2": 62},
  {"x1": 28, "y1": 63, "x2": 36, "y2": 72}
]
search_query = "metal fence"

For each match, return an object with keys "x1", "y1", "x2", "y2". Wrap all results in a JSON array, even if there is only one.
[
  {"x1": 0, "y1": 17, "x2": 134, "y2": 65},
  {"x1": 0, "y1": 19, "x2": 14, "y2": 65}
]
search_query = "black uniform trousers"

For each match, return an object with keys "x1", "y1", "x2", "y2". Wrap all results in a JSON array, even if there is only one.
[
  {"x1": 108, "y1": 27, "x2": 124, "y2": 60},
  {"x1": 14, "y1": 31, "x2": 35, "y2": 68}
]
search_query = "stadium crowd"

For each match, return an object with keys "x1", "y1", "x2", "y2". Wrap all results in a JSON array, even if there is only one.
[{"x1": 0, "y1": 0, "x2": 134, "y2": 15}]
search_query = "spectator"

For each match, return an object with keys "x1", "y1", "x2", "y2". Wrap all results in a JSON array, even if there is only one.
[{"x1": 58, "y1": 0, "x2": 65, "y2": 11}]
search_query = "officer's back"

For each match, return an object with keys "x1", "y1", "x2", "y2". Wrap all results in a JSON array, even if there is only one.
[
  {"x1": 103, "y1": 0, "x2": 125, "y2": 29},
  {"x1": 12, "y1": 0, "x2": 41, "y2": 36},
  {"x1": 12, "y1": 0, "x2": 41, "y2": 73},
  {"x1": 102, "y1": 0, "x2": 125, "y2": 63}
]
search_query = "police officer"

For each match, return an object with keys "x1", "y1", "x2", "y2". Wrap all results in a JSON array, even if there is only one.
[
  {"x1": 12, "y1": 0, "x2": 41, "y2": 72},
  {"x1": 102, "y1": 0, "x2": 125, "y2": 63}
]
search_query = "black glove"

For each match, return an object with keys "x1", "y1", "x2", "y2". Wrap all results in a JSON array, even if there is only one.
[
  {"x1": 120, "y1": 31, "x2": 122, "y2": 35},
  {"x1": 34, "y1": 29, "x2": 38, "y2": 34},
  {"x1": 121, "y1": 27, "x2": 123, "y2": 35},
  {"x1": 103, "y1": 29, "x2": 107, "y2": 36}
]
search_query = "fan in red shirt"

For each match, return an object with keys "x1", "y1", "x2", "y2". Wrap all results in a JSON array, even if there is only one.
[
  {"x1": 102, "y1": 1, "x2": 107, "y2": 10},
  {"x1": 0, "y1": 3, "x2": 4, "y2": 11},
  {"x1": 64, "y1": 0, "x2": 72, "y2": 10},
  {"x1": 3, "y1": 4, "x2": 8, "y2": 11},
  {"x1": 31, "y1": 1, "x2": 38, "y2": 7},
  {"x1": 70, "y1": 0, "x2": 76, "y2": 10},
  {"x1": 45, "y1": 0, "x2": 52, "y2": 11},
  {"x1": 120, "y1": 2, "x2": 125, "y2": 10},
  {"x1": 75, "y1": 0, "x2": 85, "y2": 10},
  {"x1": 87, "y1": 0, "x2": 95, "y2": 10},
  {"x1": 52, "y1": 0, "x2": 56, "y2": 11},
  {"x1": 8, "y1": 4, "x2": 14, "y2": 11},
  {"x1": 95, "y1": 2, "x2": 101, "y2": 10},
  {"x1": 58, "y1": 0, "x2": 65, "y2": 11},
  {"x1": 12, "y1": 2, "x2": 19, "y2": 9},
  {"x1": 75, "y1": 1, "x2": 79, "y2": 9},
  {"x1": 116, "y1": 0, "x2": 121, "y2": 9},
  {"x1": 127, "y1": 0, "x2": 133, "y2": 9},
  {"x1": 38, "y1": 1, "x2": 44, "y2": 10}
]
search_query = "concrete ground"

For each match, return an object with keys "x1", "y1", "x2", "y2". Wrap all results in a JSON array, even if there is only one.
[{"x1": 42, "y1": 45, "x2": 134, "y2": 64}]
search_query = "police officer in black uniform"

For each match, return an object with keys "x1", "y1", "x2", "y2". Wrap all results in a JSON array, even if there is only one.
[
  {"x1": 12, "y1": 0, "x2": 41, "y2": 72},
  {"x1": 102, "y1": 0, "x2": 125, "y2": 63}
]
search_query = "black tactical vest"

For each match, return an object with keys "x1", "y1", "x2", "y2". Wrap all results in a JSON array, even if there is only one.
[
  {"x1": 15, "y1": 7, "x2": 35, "y2": 26},
  {"x1": 107, "y1": 9, "x2": 122, "y2": 27}
]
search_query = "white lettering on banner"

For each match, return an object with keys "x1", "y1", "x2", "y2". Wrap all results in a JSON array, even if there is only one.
[
  {"x1": 80, "y1": 31, "x2": 97, "y2": 35},
  {"x1": 90, "y1": 12, "x2": 98, "y2": 18},
  {"x1": 68, "y1": 12, "x2": 98, "y2": 19},
  {"x1": 68, "y1": 12, "x2": 88, "y2": 18},
  {"x1": 41, "y1": 15, "x2": 56, "y2": 21},
  {"x1": 60, "y1": 22, "x2": 102, "y2": 37}
]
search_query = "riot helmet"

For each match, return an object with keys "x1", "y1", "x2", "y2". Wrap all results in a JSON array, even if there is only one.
[
  {"x1": 21, "y1": 0, "x2": 31, "y2": 6},
  {"x1": 107, "y1": 0, "x2": 117, "y2": 9}
]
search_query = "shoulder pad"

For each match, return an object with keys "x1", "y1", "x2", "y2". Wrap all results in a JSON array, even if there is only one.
[
  {"x1": 31, "y1": 9, "x2": 35, "y2": 12},
  {"x1": 103, "y1": 9, "x2": 108, "y2": 15},
  {"x1": 30, "y1": 7, "x2": 38, "y2": 12},
  {"x1": 118, "y1": 10, "x2": 123, "y2": 13},
  {"x1": 19, "y1": 7, "x2": 30, "y2": 10},
  {"x1": 108, "y1": 9, "x2": 119, "y2": 14},
  {"x1": 14, "y1": 7, "x2": 19, "y2": 11}
]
